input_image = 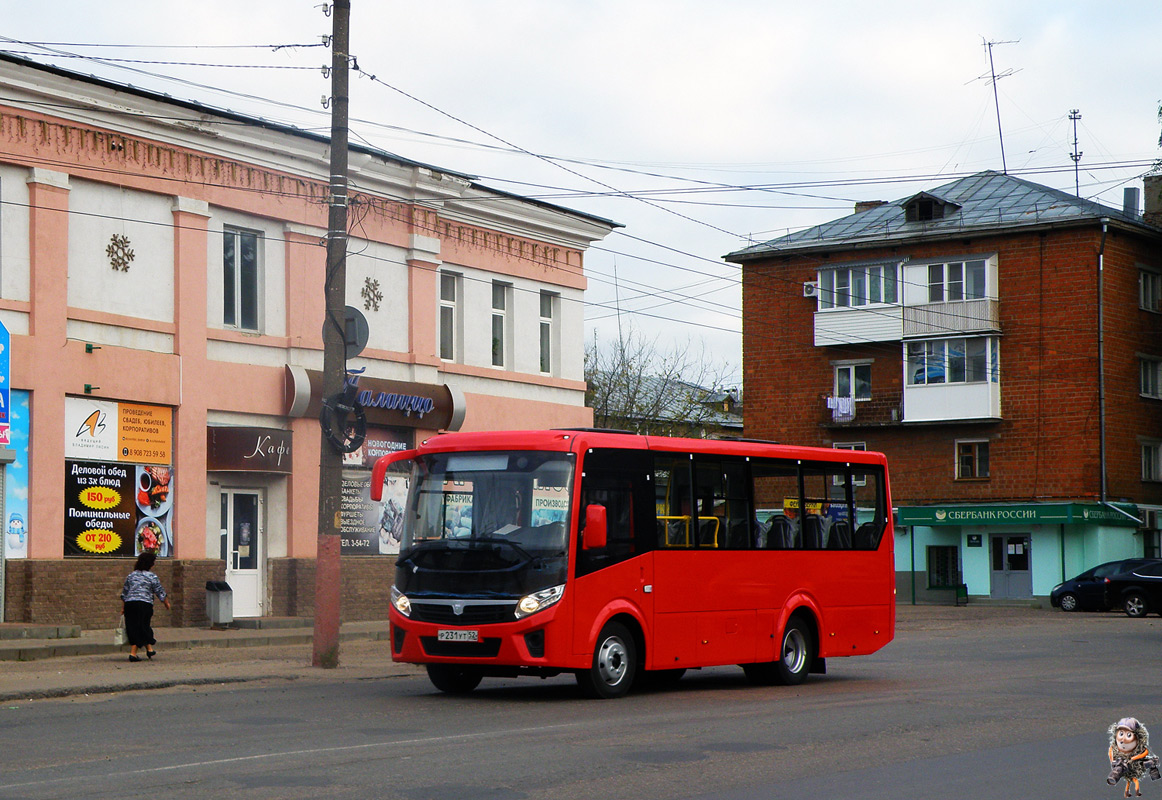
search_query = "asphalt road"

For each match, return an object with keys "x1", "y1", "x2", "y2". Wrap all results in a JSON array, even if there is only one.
[{"x1": 2, "y1": 606, "x2": 1159, "y2": 800}]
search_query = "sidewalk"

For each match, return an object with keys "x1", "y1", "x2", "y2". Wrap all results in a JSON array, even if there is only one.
[{"x1": 0, "y1": 618, "x2": 420, "y2": 702}]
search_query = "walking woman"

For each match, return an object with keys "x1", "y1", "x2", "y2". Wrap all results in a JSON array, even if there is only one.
[{"x1": 120, "y1": 551, "x2": 171, "y2": 662}]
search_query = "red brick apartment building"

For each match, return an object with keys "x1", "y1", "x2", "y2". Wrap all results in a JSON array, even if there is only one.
[{"x1": 726, "y1": 171, "x2": 1162, "y2": 603}]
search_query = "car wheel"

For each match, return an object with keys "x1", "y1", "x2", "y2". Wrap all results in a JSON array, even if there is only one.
[
  {"x1": 576, "y1": 621, "x2": 636, "y2": 699},
  {"x1": 1124, "y1": 592, "x2": 1149, "y2": 618},
  {"x1": 426, "y1": 664, "x2": 483, "y2": 694},
  {"x1": 1058, "y1": 593, "x2": 1079, "y2": 612}
]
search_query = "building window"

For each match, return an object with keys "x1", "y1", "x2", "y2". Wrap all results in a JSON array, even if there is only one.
[
  {"x1": 956, "y1": 440, "x2": 990, "y2": 479},
  {"x1": 1142, "y1": 357, "x2": 1162, "y2": 399},
  {"x1": 819, "y1": 263, "x2": 897, "y2": 309},
  {"x1": 223, "y1": 227, "x2": 260, "y2": 331},
  {"x1": 539, "y1": 291, "x2": 556, "y2": 374},
  {"x1": 927, "y1": 545, "x2": 960, "y2": 588},
  {"x1": 834, "y1": 442, "x2": 867, "y2": 486},
  {"x1": 1141, "y1": 269, "x2": 1162, "y2": 312},
  {"x1": 908, "y1": 337, "x2": 996, "y2": 385},
  {"x1": 491, "y1": 282, "x2": 510, "y2": 368},
  {"x1": 1144, "y1": 442, "x2": 1162, "y2": 482},
  {"x1": 835, "y1": 363, "x2": 872, "y2": 401},
  {"x1": 439, "y1": 272, "x2": 460, "y2": 362},
  {"x1": 926, "y1": 259, "x2": 987, "y2": 303}
]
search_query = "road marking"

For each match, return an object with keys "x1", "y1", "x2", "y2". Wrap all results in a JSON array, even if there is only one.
[{"x1": 0, "y1": 721, "x2": 584, "y2": 791}]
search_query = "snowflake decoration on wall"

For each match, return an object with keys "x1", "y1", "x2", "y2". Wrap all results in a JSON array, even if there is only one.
[
  {"x1": 106, "y1": 234, "x2": 135, "y2": 272},
  {"x1": 361, "y1": 276, "x2": 383, "y2": 312}
]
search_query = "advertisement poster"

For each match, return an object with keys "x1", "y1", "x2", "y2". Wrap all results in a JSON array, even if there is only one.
[
  {"x1": 64, "y1": 460, "x2": 174, "y2": 557},
  {"x1": 340, "y1": 468, "x2": 409, "y2": 555},
  {"x1": 532, "y1": 486, "x2": 570, "y2": 526},
  {"x1": 3, "y1": 390, "x2": 29, "y2": 560}
]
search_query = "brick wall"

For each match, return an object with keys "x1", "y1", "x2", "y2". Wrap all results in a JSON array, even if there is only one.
[
  {"x1": 742, "y1": 224, "x2": 1162, "y2": 508},
  {"x1": 268, "y1": 557, "x2": 394, "y2": 621},
  {"x1": 4, "y1": 559, "x2": 224, "y2": 628}
]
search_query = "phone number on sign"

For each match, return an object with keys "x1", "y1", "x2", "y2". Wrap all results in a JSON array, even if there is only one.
[{"x1": 122, "y1": 447, "x2": 166, "y2": 460}]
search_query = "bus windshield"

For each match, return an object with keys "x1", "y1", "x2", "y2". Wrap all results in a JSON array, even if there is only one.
[{"x1": 397, "y1": 450, "x2": 574, "y2": 592}]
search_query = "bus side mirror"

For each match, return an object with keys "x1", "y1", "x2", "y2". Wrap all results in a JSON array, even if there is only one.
[
  {"x1": 370, "y1": 449, "x2": 417, "y2": 500},
  {"x1": 583, "y1": 504, "x2": 607, "y2": 550}
]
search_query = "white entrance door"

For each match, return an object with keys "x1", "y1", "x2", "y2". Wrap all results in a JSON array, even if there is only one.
[{"x1": 222, "y1": 490, "x2": 263, "y2": 617}]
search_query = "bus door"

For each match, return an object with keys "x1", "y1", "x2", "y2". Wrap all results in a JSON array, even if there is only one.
[{"x1": 572, "y1": 449, "x2": 654, "y2": 659}]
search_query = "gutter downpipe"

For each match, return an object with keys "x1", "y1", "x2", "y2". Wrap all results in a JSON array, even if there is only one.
[
  {"x1": 1095, "y1": 220, "x2": 1137, "y2": 526},
  {"x1": 1098, "y1": 218, "x2": 1108, "y2": 505}
]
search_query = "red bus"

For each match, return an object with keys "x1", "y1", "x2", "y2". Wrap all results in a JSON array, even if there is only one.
[{"x1": 370, "y1": 429, "x2": 894, "y2": 698}]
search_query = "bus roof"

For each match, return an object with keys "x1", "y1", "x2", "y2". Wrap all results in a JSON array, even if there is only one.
[{"x1": 412, "y1": 429, "x2": 888, "y2": 466}]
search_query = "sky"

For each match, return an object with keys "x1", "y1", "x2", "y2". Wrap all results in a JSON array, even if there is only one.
[{"x1": 3, "y1": 1, "x2": 1160, "y2": 389}]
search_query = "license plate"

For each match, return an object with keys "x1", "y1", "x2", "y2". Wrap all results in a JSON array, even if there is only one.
[{"x1": 437, "y1": 629, "x2": 479, "y2": 642}]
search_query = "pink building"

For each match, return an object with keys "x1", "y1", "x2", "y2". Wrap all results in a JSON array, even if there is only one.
[{"x1": 0, "y1": 54, "x2": 617, "y2": 626}]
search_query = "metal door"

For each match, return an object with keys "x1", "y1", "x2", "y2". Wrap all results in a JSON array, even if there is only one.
[
  {"x1": 221, "y1": 490, "x2": 263, "y2": 617},
  {"x1": 990, "y1": 534, "x2": 1032, "y2": 599}
]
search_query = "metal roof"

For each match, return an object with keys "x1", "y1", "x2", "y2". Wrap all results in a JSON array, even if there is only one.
[{"x1": 726, "y1": 170, "x2": 1156, "y2": 261}]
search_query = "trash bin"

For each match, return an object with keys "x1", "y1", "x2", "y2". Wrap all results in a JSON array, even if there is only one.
[
  {"x1": 205, "y1": 580, "x2": 233, "y2": 626},
  {"x1": 955, "y1": 583, "x2": 969, "y2": 606}
]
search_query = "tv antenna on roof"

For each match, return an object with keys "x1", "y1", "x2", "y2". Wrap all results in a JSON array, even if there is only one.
[{"x1": 973, "y1": 38, "x2": 1021, "y2": 174}]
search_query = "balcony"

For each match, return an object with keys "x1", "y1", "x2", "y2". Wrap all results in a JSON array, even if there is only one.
[{"x1": 903, "y1": 298, "x2": 999, "y2": 338}]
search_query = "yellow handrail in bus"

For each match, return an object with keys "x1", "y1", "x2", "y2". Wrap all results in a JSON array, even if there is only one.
[{"x1": 658, "y1": 515, "x2": 720, "y2": 547}]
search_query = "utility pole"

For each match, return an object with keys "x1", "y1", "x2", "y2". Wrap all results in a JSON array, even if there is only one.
[
  {"x1": 1069, "y1": 109, "x2": 1083, "y2": 196},
  {"x1": 313, "y1": 0, "x2": 351, "y2": 669}
]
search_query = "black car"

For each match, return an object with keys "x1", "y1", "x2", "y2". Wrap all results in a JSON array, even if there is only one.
[
  {"x1": 1104, "y1": 561, "x2": 1162, "y2": 617},
  {"x1": 1050, "y1": 558, "x2": 1161, "y2": 611}
]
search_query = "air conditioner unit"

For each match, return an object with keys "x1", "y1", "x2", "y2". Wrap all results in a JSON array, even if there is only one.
[{"x1": 803, "y1": 281, "x2": 819, "y2": 298}]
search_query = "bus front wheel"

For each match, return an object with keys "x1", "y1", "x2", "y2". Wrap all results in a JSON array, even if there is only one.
[
  {"x1": 426, "y1": 664, "x2": 483, "y2": 694},
  {"x1": 577, "y1": 621, "x2": 636, "y2": 699}
]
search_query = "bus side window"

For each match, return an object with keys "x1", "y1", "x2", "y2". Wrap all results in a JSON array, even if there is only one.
[
  {"x1": 751, "y1": 459, "x2": 799, "y2": 549},
  {"x1": 578, "y1": 448, "x2": 654, "y2": 576},
  {"x1": 655, "y1": 456, "x2": 693, "y2": 548}
]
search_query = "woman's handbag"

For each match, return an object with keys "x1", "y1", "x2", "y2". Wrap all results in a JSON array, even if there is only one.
[{"x1": 113, "y1": 615, "x2": 127, "y2": 646}]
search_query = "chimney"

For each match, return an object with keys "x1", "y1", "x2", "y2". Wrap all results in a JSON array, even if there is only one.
[
  {"x1": 1123, "y1": 187, "x2": 1140, "y2": 217},
  {"x1": 1145, "y1": 175, "x2": 1162, "y2": 227},
  {"x1": 854, "y1": 200, "x2": 888, "y2": 214}
]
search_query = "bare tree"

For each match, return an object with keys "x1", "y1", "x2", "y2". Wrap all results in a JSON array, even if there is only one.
[{"x1": 585, "y1": 327, "x2": 740, "y2": 438}]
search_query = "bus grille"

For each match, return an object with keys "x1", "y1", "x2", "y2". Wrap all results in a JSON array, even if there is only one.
[
  {"x1": 420, "y1": 637, "x2": 502, "y2": 658},
  {"x1": 410, "y1": 603, "x2": 516, "y2": 625}
]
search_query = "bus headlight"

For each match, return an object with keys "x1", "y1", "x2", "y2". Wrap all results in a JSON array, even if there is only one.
[
  {"x1": 391, "y1": 585, "x2": 411, "y2": 618},
  {"x1": 515, "y1": 584, "x2": 565, "y2": 619}
]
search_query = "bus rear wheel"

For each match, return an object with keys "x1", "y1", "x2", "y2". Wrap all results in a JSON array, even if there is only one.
[
  {"x1": 426, "y1": 664, "x2": 483, "y2": 694},
  {"x1": 576, "y1": 621, "x2": 636, "y2": 699},
  {"x1": 744, "y1": 618, "x2": 813, "y2": 686}
]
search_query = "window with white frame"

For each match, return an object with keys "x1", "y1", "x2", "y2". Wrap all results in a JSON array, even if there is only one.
[
  {"x1": 907, "y1": 337, "x2": 997, "y2": 385},
  {"x1": 956, "y1": 439, "x2": 990, "y2": 479},
  {"x1": 834, "y1": 363, "x2": 872, "y2": 401},
  {"x1": 439, "y1": 272, "x2": 460, "y2": 362},
  {"x1": 491, "y1": 281, "x2": 510, "y2": 368},
  {"x1": 223, "y1": 227, "x2": 261, "y2": 331},
  {"x1": 1141, "y1": 269, "x2": 1162, "y2": 313},
  {"x1": 926, "y1": 259, "x2": 987, "y2": 303},
  {"x1": 539, "y1": 291, "x2": 556, "y2": 374},
  {"x1": 834, "y1": 442, "x2": 867, "y2": 486},
  {"x1": 1142, "y1": 357, "x2": 1162, "y2": 399},
  {"x1": 818, "y1": 263, "x2": 898, "y2": 309},
  {"x1": 1143, "y1": 441, "x2": 1162, "y2": 482}
]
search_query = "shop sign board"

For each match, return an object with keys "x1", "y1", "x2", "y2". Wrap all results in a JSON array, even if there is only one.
[
  {"x1": 897, "y1": 502, "x2": 1140, "y2": 528},
  {"x1": 64, "y1": 398, "x2": 172, "y2": 465},
  {"x1": 207, "y1": 426, "x2": 293, "y2": 473}
]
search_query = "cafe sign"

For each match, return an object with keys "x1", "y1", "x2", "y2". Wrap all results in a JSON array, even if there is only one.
[
  {"x1": 207, "y1": 426, "x2": 293, "y2": 474},
  {"x1": 283, "y1": 365, "x2": 465, "y2": 431}
]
